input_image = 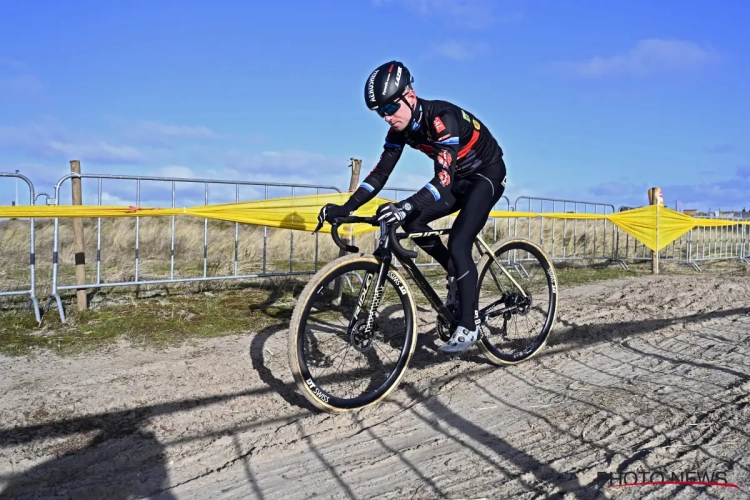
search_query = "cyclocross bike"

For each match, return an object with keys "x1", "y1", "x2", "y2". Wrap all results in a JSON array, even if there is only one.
[{"x1": 288, "y1": 214, "x2": 558, "y2": 413}]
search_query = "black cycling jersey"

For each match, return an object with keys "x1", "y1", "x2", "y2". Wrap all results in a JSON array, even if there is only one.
[{"x1": 344, "y1": 97, "x2": 505, "y2": 212}]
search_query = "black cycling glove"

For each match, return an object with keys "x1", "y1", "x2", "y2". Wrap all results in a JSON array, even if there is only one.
[
  {"x1": 376, "y1": 200, "x2": 414, "y2": 224},
  {"x1": 318, "y1": 203, "x2": 351, "y2": 225}
]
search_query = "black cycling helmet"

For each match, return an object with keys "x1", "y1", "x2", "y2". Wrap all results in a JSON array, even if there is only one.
[{"x1": 364, "y1": 60, "x2": 413, "y2": 114}]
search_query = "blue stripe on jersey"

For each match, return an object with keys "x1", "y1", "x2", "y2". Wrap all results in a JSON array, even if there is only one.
[
  {"x1": 437, "y1": 136, "x2": 459, "y2": 145},
  {"x1": 385, "y1": 141, "x2": 403, "y2": 149},
  {"x1": 425, "y1": 183, "x2": 440, "y2": 201},
  {"x1": 360, "y1": 182, "x2": 374, "y2": 192}
]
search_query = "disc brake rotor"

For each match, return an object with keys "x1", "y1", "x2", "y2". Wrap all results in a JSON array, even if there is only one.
[
  {"x1": 350, "y1": 318, "x2": 375, "y2": 352},
  {"x1": 506, "y1": 290, "x2": 532, "y2": 315}
]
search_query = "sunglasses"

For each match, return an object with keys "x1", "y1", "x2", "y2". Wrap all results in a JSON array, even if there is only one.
[{"x1": 375, "y1": 100, "x2": 402, "y2": 117}]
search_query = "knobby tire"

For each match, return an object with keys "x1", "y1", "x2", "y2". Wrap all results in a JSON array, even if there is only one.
[
  {"x1": 288, "y1": 253, "x2": 418, "y2": 413},
  {"x1": 476, "y1": 237, "x2": 558, "y2": 365}
]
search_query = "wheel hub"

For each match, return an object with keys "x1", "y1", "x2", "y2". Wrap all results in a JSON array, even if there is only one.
[
  {"x1": 350, "y1": 318, "x2": 374, "y2": 352},
  {"x1": 505, "y1": 290, "x2": 532, "y2": 316}
]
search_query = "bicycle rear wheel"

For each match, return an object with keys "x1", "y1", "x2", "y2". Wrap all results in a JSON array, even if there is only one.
[
  {"x1": 288, "y1": 254, "x2": 418, "y2": 413},
  {"x1": 475, "y1": 238, "x2": 558, "y2": 365}
]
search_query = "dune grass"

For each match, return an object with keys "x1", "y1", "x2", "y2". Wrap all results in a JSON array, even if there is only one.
[{"x1": 1, "y1": 212, "x2": 747, "y2": 357}]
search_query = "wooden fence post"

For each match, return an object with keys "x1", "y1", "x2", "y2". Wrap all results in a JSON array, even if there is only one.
[
  {"x1": 71, "y1": 160, "x2": 87, "y2": 311},
  {"x1": 332, "y1": 158, "x2": 362, "y2": 306},
  {"x1": 649, "y1": 187, "x2": 663, "y2": 275},
  {"x1": 348, "y1": 158, "x2": 362, "y2": 192}
]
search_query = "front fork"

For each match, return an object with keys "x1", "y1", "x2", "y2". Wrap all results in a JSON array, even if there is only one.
[{"x1": 348, "y1": 231, "x2": 393, "y2": 339}]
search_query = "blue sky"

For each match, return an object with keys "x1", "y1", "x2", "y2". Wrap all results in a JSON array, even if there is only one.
[{"x1": 1, "y1": 0, "x2": 748, "y2": 213}]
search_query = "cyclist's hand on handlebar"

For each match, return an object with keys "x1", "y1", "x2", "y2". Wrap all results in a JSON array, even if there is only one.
[
  {"x1": 376, "y1": 201, "x2": 413, "y2": 225},
  {"x1": 318, "y1": 203, "x2": 351, "y2": 226}
]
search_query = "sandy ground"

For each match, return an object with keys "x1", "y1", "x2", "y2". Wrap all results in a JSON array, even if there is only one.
[{"x1": 0, "y1": 273, "x2": 749, "y2": 499}]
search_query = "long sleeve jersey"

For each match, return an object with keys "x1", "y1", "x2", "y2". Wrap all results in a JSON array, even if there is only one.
[{"x1": 343, "y1": 97, "x2": 504, "y2": 212}]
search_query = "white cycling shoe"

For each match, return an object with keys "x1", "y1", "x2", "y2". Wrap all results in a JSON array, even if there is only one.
[{"x1": 439, "y1": 325, "x2": 480, "y2": 354}]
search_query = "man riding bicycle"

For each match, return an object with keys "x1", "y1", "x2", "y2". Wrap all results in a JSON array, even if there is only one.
[{"x1": 318, "y1": 60, "x2": 507, "y2": 354}]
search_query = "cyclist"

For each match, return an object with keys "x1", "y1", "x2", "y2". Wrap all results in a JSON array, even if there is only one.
[{"x1": 318, "y1": 60, "x2": 507, "y2": 354}]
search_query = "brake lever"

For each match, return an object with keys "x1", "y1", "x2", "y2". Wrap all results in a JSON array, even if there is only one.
[{"x1": 388, "y1": 218, "x2": 418, "y2": 259}]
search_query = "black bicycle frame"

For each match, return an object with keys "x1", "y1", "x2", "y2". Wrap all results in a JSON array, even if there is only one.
[
  {"x1": 345, "y1": 221, "x2": 458, "y2": 336},
  {"x1": 390, "y1": 228, "x2": 457, "y2": 328},
  {"x1": 325, "y1": 215, "x2": 517, "y2": 335},
  {"x1": 390, "y1": 227, "x2": 521, "y2": 325}
]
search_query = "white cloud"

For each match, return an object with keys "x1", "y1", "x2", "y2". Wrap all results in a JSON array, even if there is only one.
[
  {"x1": 706, "y1": 143, "x2": 734, "y2": 155},
  {"x1": 0, "y1": 57, "x2": 44, "y2": 99},
  {"x1": 426, "y1": 40, "x2": 489, "y2": 61},
  {"x1": 156, "y1": 165, "x2": 199, "y2": 179},
  {"x1": 46, "y1": 140, "x2": 144, "y2": 164},
  {"x1": 502, "y1": 176, "x2": 540, "y2": 203},
  {"x1": 0, "y1": 57, "x2": 28, "y2": 70},
  {"x1": 551, "y1": 39, "x2": 721, "y2": 78},
  {"x1": 224, "y1": 150, "x2": 353, "y2": 188},
  {"x1": 1, "y1": 156, "x2": 348, "y2": 208},
  {"x1": 0, "y1": 118, "x2": 144, "y2": 164},
  {"x1": 375, "y1": 0, "x2": 524, "y2": 29},
  {"x1": 126, "y1": 121, "x2": 216, "y2": 146},
  {"x1": 98, "y1": 191, "x2": 134, "y2": 206},
  {"x1": 0, "y1": 74, "x2": 44, "y2": 98},
  {"x1": 583, "y1": 166, "x2": 750, "y2": 212}
]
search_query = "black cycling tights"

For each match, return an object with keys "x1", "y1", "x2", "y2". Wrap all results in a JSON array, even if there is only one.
[{"x1": 402, "y1": 161, "x2": 506, "y2": 331}]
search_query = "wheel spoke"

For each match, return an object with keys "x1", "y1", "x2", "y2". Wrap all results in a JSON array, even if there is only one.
[
  {"x1": 476, "y1": 239, "x2": 557, "y2": 365},
  {"x1": 289, "y1": 258, "x2": 416, "y2": 412}
]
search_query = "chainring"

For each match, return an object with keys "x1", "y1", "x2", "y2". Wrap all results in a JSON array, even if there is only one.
[
  {"x1": 437, "y1": 317, "x2": 452, "y2": 342},
  {"x1": 437, "y1": 303, "x2": 461, "y2": 342}
]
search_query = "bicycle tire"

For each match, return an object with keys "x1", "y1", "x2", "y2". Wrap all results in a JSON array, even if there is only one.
[
  {"x1": 475, "y1": 237, "x2": 558, "y2": 365},
  {"x1": 288, "y1": 253, "x2": 419, "y2": 413}
]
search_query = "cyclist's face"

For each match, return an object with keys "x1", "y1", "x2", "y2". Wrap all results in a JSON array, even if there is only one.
[{"x1": 384, "y1": 91, "x2": 415, "y2": 131}]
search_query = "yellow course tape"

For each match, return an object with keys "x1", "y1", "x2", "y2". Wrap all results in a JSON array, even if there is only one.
[{"x1": 1, "y1": 193, "x2": 748, "y2": 251}]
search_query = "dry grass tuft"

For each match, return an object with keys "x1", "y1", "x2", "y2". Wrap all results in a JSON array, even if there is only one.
[{"x1": 1, "y1": 212, "x2": 746, "y2": 301}]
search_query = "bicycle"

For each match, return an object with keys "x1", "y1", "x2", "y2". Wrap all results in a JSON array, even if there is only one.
[{"x1": 288, "y1": 214, "x2": 558, "y2": 413}]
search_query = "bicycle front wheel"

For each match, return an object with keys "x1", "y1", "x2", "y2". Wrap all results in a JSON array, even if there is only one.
[
  {"x1": 475, "y1": 237, "x2": 558, "y2": 365},
  {"x1": 288, "y1": 254, "x2": 418, "y2": 413}
]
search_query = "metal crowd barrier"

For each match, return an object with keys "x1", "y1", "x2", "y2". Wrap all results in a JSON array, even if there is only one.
[
  {"x1": 615, "y1": 206, "x2": 750, "y2": 271},
  {"x1": 45, "y1": 173, "x2": 341, "y2": 322},
  {"x1": 487, "y1": 195, "x2": 514, "y2": 243},
  {"x1": 513, "y1": 196, "x2": 620, "y2": 267},
  {"x1": 6, "y1": 167, "x2": 750, "y2": 323},
  {"x1": 685, "y1": 215, "x2": 749, "y2": 271},
  {"x1": 0, "y1": 172, "x2": 42, "y2": 322}
]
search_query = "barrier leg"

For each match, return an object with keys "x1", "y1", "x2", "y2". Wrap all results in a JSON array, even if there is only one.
[
  {"x1": 27, "y1": 295, "x2": 41, "y2": 324},
  {"x1": 44, "y1": 293, "x2": 66, "y2": 323}
]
